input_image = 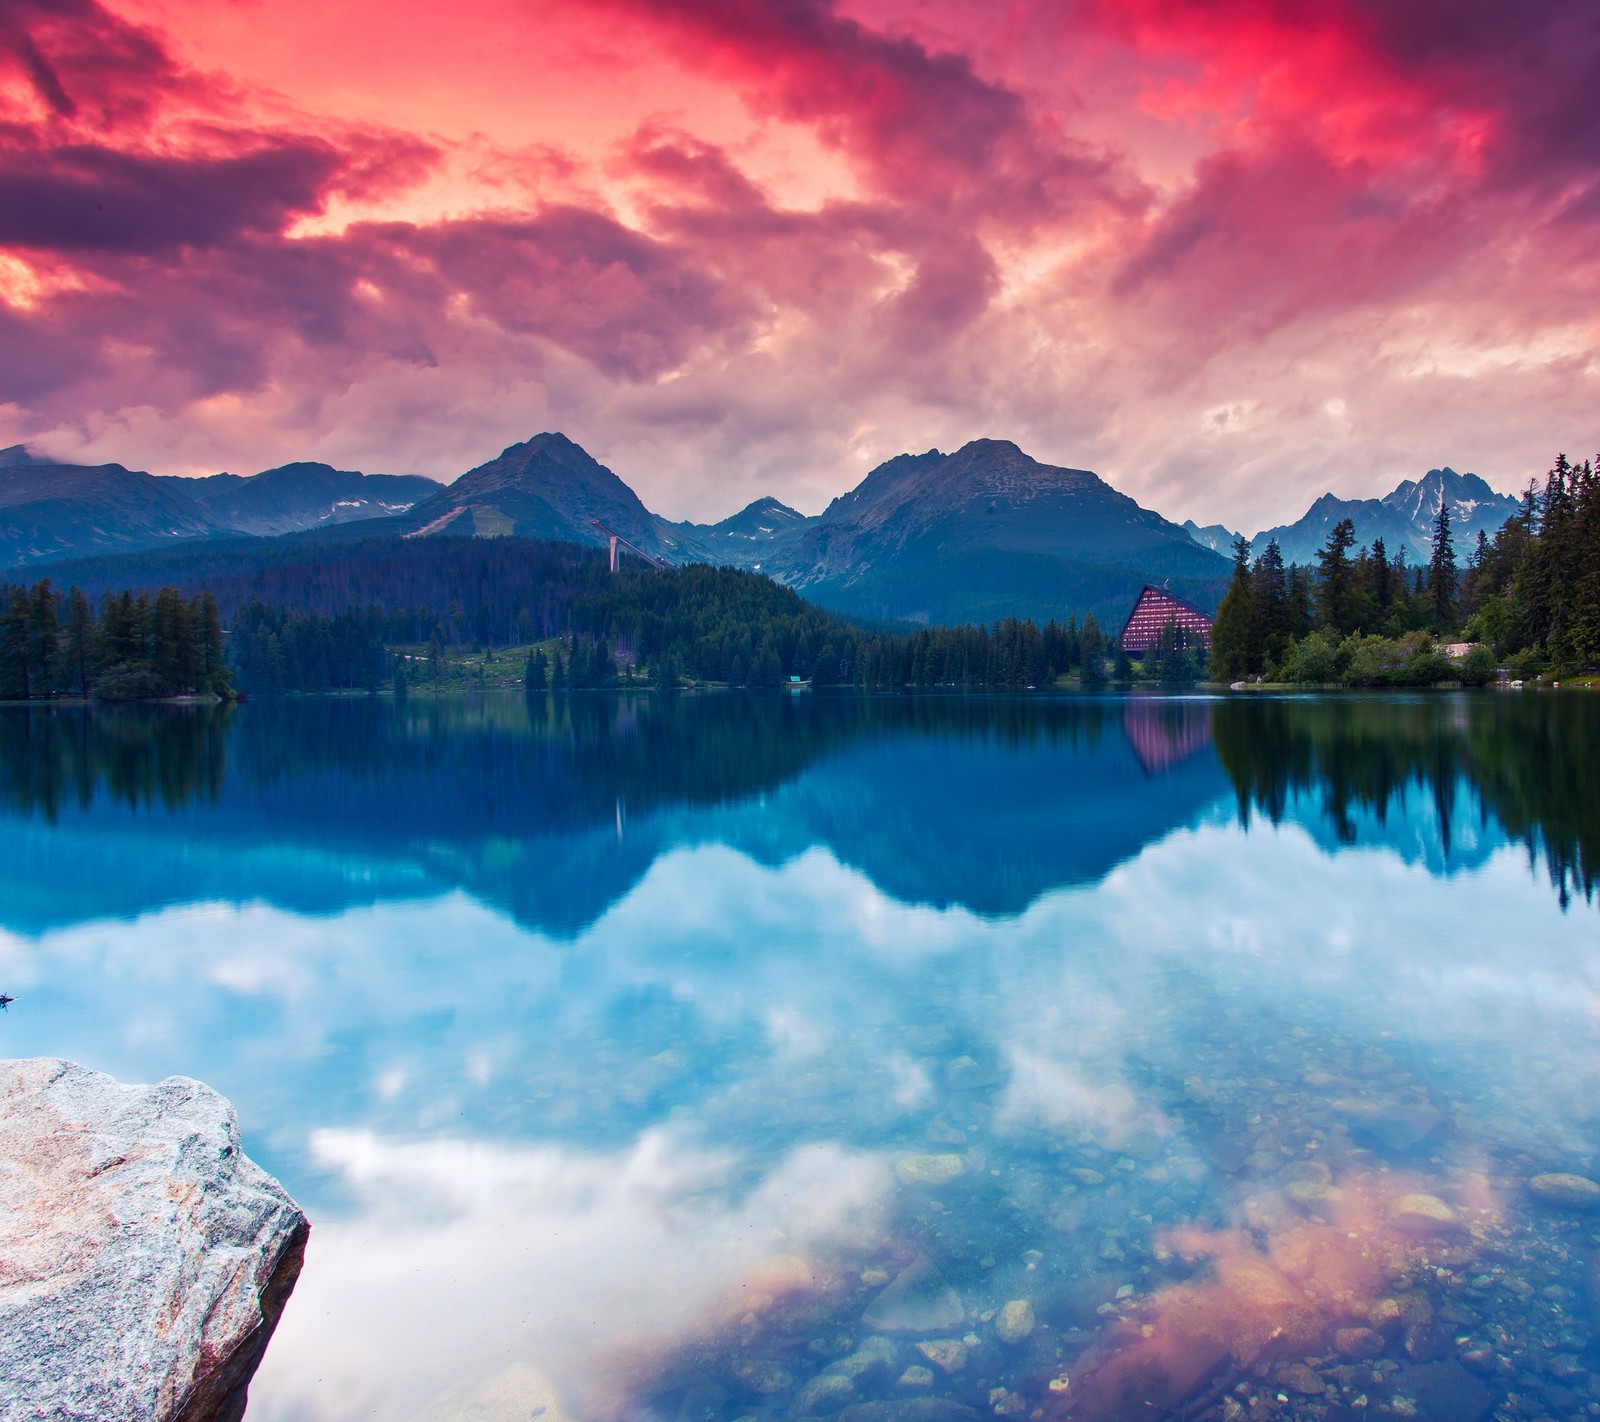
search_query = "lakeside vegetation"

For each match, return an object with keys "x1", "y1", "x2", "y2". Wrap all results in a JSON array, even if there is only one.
[
  {"x1": 0, "y1": 581, "x2": 229, "y2": 700},
  {"x1": 1210, "y1": 451, "x2": 1599, "y2": 685}
]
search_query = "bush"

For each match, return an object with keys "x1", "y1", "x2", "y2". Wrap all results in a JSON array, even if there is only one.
[
  {"x1": 1280, "y1": 631, "x2": 1341, "y2": 684},
  {"x1": 93, "y1": 664, "x2": 166, "y2": 701},
  {"x1": 1459, "y1": 645, "x2": 1497, "y2": 686}
]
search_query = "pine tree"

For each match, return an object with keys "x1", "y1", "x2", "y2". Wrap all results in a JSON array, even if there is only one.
[
  {"x1": 524, "y1": 648, "x2": 548, "y2": 690},
  {"x1": 66, "y1": 587, "x2": 92, "y2": 697},
  {"x1": 1209, "y1": 537, "x2": 1254, "y2": 681},
  {"x1": 1314, "y1": 519, "x2": 1359, "y2": 635},
  {"x1": 1429, "y1": 501, "x2": 1458, "y2": 633},
  {"x1": 195, "y1": 593, "x2": 228, "y2": 693}
]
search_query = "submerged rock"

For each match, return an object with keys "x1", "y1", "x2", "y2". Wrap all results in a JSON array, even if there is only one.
[
  {"x1": 1528, "y1": 1172, "x2": 1600, "y2": 1209},
  {"x1": 915, "y1": 1338, "x2": 968, "y2": 1373},
  {"x1": 410, "y1": 1364, "x2": 576, "y2": 1422},
  {"x1": 837, "y1": 1401, "x2": 979, "y2": 1422},
  {"x1": 862, "y1": 1257, "x2": 967, "y2": 1335},
  {"x1": 896, "y1": 1153, "x2": 966, "y2": 1186},
  {"x1": 0, "y1": 1057, "x2": 308, "y2": 1422},
  {"x1": 824, "y1": 1336, "x2": 898, "y2": 1385},
  {"x1": 994, "y1": 1299, "x2": 1035, "y2": 1344},
  {"x1": 795, "y1": 1373, "x2": 858, "y2": 1415},
  {"x1": 1387, "y1": 1192, "x2": 1458, "y2": 1232}
]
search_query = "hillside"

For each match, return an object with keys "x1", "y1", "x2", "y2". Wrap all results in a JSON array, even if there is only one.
[
  {"x1": 0, "y1": 446, "x2": 438, "y2": 565},
  {"x1": 748, "y1": 439, "x2": 1231, "y2": 625},
  {"x1": 174, "y1": 463, "x2": 438, "y2": 536},
  {"x1": 398, "y1": 433, "x2": 709, "y2": 562},
  {"x1": 1248, "y1": 468, "x2": 1520, "y2": 566}
]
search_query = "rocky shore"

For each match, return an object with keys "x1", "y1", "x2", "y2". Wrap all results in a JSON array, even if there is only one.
[{"x1": 0, "y1": 1058, "x2": 308, "y2": 1422}]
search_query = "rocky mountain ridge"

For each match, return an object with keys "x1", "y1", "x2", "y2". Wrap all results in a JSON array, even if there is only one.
[
  {"x1": 1185, "y1": 467, "x2": 1521, "y2": 567},
  {"x1": 0, "y1": 445, "x2": 438, "y2": 565},
  {"x1": 0, "y1": 435, "x2": 1526, "y2": 627}
]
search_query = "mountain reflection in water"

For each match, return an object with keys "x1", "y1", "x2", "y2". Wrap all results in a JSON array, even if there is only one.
[{"x1": 0, "y1": 691, "x2": 1596, "y2": 1422}]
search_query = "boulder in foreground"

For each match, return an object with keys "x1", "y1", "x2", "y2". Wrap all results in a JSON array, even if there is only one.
[{"x1": 0, "y1": 1057, "x2": 308, "y2": 1422}]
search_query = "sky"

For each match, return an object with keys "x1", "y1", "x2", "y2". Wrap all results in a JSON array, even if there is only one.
[{"x1": 1, "y1": 0, "x2": 1597, "y2": 529}]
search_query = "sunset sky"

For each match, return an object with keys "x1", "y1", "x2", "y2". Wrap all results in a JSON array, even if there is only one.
[{"x1": 2, "y1": 0, "x2": 1597, "y2": 529}]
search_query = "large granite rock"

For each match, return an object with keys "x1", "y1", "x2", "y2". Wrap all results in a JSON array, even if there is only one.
[{"x1": 0, "y1": 1058, "x2": 308, "y2": 1422}]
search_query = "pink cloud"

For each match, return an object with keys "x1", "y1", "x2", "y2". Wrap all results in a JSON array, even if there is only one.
[{"x1": 0, "y1": 0, "x2": 1593, "y2": 529}]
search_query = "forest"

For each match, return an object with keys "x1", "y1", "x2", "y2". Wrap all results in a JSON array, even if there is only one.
[
  {"x1": 4, "y1": 539, "x2": 1122, "y2": 696},
  {"x1": 1208, "y1": 451, "x2": 1600, "y2": 685},
  {"x1": 0, "y1": 581, "x2": 229, "y2": 700}
]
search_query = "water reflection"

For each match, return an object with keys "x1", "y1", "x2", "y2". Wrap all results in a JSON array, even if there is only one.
[{"x1": 0, "y1": 692, "x2": 1597, "y2": 1421}]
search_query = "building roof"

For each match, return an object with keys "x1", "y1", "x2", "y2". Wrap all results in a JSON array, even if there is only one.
[{"x1": 1118, "y1": 584, "x2": 1214, "y2": 652}]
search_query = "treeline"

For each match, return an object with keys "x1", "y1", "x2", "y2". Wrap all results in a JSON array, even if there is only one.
[
  {"x1": 229, "y1": 603, "x2": 390, "y2": 695},
  {"x1": 1210, "y1": 450, "x2": 1600, "y2": 682},
  {"x1": 0, "y1": 579, "x2": 229, "y2": 700},
  {"x1": 45, "y1": 534, "x2": 1139, "y2": 694}
]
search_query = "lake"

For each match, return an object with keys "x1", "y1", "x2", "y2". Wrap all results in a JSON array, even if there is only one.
[{"x1": 2, "y1": 690, "x2": 1598, "y2": 1422}]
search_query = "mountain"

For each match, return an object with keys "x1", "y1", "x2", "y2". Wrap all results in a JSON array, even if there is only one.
[
  {"x1": 1249, "y1": 468, "x2": 1519, "y2": 567},
  {"x1": 398, "y1": 433, "x2": 709, "y2": 563},
  {"x1": 727, "y1": 439, "x2": 1231, "y2": 626},
  {"x1": 0, "y1": 449, "x2": 217, "y2": 565},
  {"x1": 172, "y1": 463, "x2": 438, "y2": 537},
  {"x1": 0, "y1": 446, "x2": 439, "y2": 566},
  {"x1": 675, "y1": 496, "x2": 807, "y2": 566},
  {"x1": 1182, "y1": 520, "x2": 1242, "y2": 557}
]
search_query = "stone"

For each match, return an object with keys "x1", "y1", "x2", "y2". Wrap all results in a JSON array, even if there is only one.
[
  {"x1": 0, "y1": 1058, "x2": 308, "y2": 1422},
  {"x1": 837, "y1": 1401, "x2": 980, "y2": 1422},
  {"x1": 1374, "y1": 1361, "x2": 1492, "y2": 1422},
  {"x1": 1387, "y1": 1192, "x2": 1458, "y2": 1232},
  {"x1": 1342, "y1": 1100, "x2": 1447, "y2": 1156},
  {"x1": 1284, "y1": 1178, "x2": 1341, "y2": 1210},
  {"x1": 1528, "y1": 1172, "x2": 1600, "y2": 1209},
  {"x1": 824, "y1": 1337, "x2": 899, "y2": 1385},
  {"x1": 945, "y1": 1056, "x2": 1000, "y2": 1090},
  {"x1": 409, "y1": 1364, "x2": 576, "y2": 1422},
  {"x1": 994, "y1": 1299, "x2": 1035, "y2": 1344},
  {"x1": 1335, "y1": 1327, "x2": 1384, "y2": 1360},
  {"x1": 730, "y1": 1358, "x2": 794, "y2": 1394},
  {"x1": 915, "y1": 1338, "x2": 968, "y2": 1373},
  {"x1": 794, "y1": 1372, "x2": 858, "y2": 1415},
  {"x1": 861, "y1": 1257, "x2": 966, "y2": 1335},
  {"x1": 897, "y1": 1366, "x2": 935, "y2": 1390},
  {"x1": 1277, "y1": 1363, "x2": 1324, "y2": 1395},
  {"x1": 896, "y1": 1153, "x2": 966, "y2": 1186}
]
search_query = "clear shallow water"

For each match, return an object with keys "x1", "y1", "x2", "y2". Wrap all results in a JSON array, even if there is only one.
[{"x1": 2, "y1": 691, "x2": 1598, "y2": 1422}]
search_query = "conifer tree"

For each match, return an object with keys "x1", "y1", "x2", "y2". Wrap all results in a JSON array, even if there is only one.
[
  {"x1": 1429, "y1": 501, "x2": 1458, "y2": 633},
  {"x1": 1209, "y1": 537, "x2": 1254, "y2": 681}
]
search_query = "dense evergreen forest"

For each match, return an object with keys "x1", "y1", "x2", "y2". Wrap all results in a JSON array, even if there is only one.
[
  {"x1": 0, "y1": 581, "x2": 229, "y2": 700},
  {"x1": 1210, "y1": 451, "x2": 1600, "y2": 683},
  {"x1": 9, "y1": 537, "x2": 1123, "y2": 695}
]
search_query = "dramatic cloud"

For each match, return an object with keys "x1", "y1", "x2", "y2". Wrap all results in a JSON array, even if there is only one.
[{"x1": 0, "y1": 0, "x2": 1596, "y2": 525}]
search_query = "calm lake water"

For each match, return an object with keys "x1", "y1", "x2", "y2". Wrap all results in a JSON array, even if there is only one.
[{"x1": 3, "y1": 691, "x2": 1599, "y2": 1422}]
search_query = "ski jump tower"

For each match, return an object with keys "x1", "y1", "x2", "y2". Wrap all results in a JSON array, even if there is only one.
[{"x1": 591, "y1": 519, "x2": 670, "y2": 573}]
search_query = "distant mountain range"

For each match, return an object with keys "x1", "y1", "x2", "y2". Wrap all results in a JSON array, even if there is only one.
[
  {"x1": 0, "y1": 444, "x2": 438, "y2": 563},
  {"x1": 335, "y1": 433, "x2": 1233, "y2": 625},
  {"x1": 0, "y1": 435, "x2": 1525, "y2": 627},
  {"x1": 725, "y1": 438, "x2": 1229, "y2": 625},
  {"x1": 1182, "y1": 467, "x2": 1521, "y2": 568}
]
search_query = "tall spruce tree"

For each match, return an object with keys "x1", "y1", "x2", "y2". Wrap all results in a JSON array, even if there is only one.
[
  {"x1": 1429, "y1": 500, "x2": 1458, "y2": 633},
  {"x1": 1314, "y1": 518, "x2": 1359, "y2": 635},
  {"x1": 1209, "y1": 537, "x2": 1254, "y2": 681}
]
